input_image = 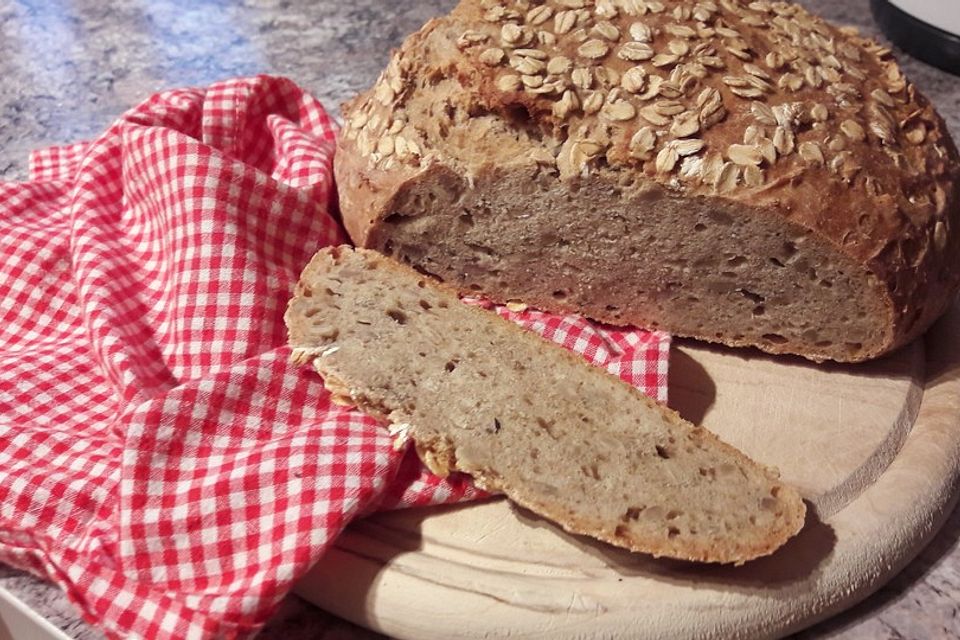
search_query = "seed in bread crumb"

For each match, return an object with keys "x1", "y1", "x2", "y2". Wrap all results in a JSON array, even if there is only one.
[
  {"x1": 583, "y1": 91, "x2": 605, "y2": 114},
  {"x1": 751, "y1": 102, "x2": 777, "y2": 126},
  {"x1": 377, "y1": 136, "x2": 396, "y2": 156},
  {"x1": 810, "y1": 103, "x2": 829, "y2": 122},
  {"x1": 578, "y1": 39, "x2": 610, "y2": 59},
  {"x1": 515, "y1": 47, "x2": 548, "y2": 60},
  {"x1": 554, "y1": 9, "x2": 577, "y2": 35},
  {"x1": 595, "y1": 0, "x2": 618, "y2": 19},
  {"x1": 629, "y1": 21, "x2": 653, "y2": 42},
  {"x1": 640, "y1": 104, "x2": 669, "y2": 126},
  {"x1": 497, "y1": 75, "x2": 522, "y2": 91},
  {"x1": 501, "y1": 23, "x2": 524, "y2": 45},
  {"x1": 935, "y1": 220, "x2": 948, "y2": 251},
  {"x1": 456, "y1": 31, "x2": 488, "y2": 48},
  {"x1": 727, "y1": 45, "x2": 752, "y2": 61},
  {"x1": 510, "y1": 54, "x2": 546, "y2": 75},
  {"x1": 537, "y1": 30, "x2": 557, "y2": 46},
  {"x1": 479, "y1": 47, "x2": 505, "y2": 66},
  {"x1": 670, "y1": 111, "x2": 700, "y2": 138},
  {"x1": 743, "y1": 164, "x2": 764, "y2": 187},
  {"x1": 730, "y1": 85, "x2": 765, "y2": 99},
  {"x1": 679, "y1": 155, "x2": 704, "y2": 180},
  {"x1": 652, "y1": 53, "x2": 680, "y2": 68},
  {"x1": 778, "y1": 73, "x2": 804, "y2": 92},
  {"x1": 672, "y1": 138, "x2": 705, "y2": 157},
  {"x1": 804, "y1": 66, "x2": 823, "y2": 89},
  {"x1": 629, "y1": 126, "x2": 657, "y2": 159},
  {"x1": 621, "y1": 66, "x2": 647, "y2": 93},
  {"x1": 618, "y1": 41, "x2": 655, "y2": 61},
  {"x1": 869, "y1": 119, "x2": 895, "y2": 145},
  {"x1": 871, "y1": 88, "x2": 896, "y2": 107},
  {"x1": 547, "y1": 55, "x2": 573, "y2": 75},
  {"x1": 656, "y1": 145, "x2": 680, "y2": 173},
  {"x1": 664, "y1": 23, "x2": 696, "y2": 38},
  {"x1": 827, "y1": 136, "x2": 847, "y2": 152},
  {"x1": 521, "y1": 74, "x2": 544, "y2": 89},
  {"x1": 572, "y1": 67, "x2": 593, "y2": 89},
  {"x1": 526, "y1": 5, "x2": 553, "y2": 25},
  {"x1": 798, "y1": 141, "x2": 825, "y2": 165},
  {"x1": 553, "y1": 90, "x2": 580, "y2": 119},
  {"x1": 668, "y1": 40, "x2": 690, "y2": 56},
  {"x1": 592, "y1": 20, "x2": 620, "y2": 41},
  {"x1": 602, "y1": 100, "x2": 637, "y2": 121},
  {"x1": 765, "y1": 51, "x2": 785, "y2": 69},
  {"x1": 727, "y1": 144, "x2": 762, "y2": 166},
  {"x1": 773, "y1": 126, "x2": 795, "y2": 154},
  {"x1": 905, "y1": 123, "x2": 926, "y2": 145},
  {"x1": 717, "y1": 163, "x2": 741, "y2": 192}
]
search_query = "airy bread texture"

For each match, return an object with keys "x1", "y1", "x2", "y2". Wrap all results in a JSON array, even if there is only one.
[
  {"x1": 286, "y1": 246, "x2": 806, "y2": 564},
  {"x1": 335, "y1": 0, "x2": 960, "y2": 363}
]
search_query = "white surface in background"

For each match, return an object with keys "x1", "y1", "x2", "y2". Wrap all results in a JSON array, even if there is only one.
[
  {"x1": 889, "y1": 0, "x2": 960, "y2": 35},
  {"x1": 0, "y1": 587, "x2": 72, "y2": 640}
]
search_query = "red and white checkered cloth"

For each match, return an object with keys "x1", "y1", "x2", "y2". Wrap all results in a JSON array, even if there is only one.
[{"x1": 0, "y1": 76, "x2": 670, "y2": 640}]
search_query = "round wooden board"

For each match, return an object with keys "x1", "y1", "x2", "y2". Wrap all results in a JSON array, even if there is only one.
[{"x1": 295, "y1": 302, "x2": 960, "y2": 640}]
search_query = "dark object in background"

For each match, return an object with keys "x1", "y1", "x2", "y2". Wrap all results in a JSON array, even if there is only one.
[{"x1": 871, "y1": 0, "x2": 960, "y2": 76}]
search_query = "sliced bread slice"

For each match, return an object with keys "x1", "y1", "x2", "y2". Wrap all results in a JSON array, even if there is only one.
[{"x1": 285, "y1": 246, "x2": 806, "y2": 564}]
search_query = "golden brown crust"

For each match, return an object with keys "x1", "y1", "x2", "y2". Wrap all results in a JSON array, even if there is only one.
[{"x1": 335, "y1": 0, "x2": 960, "y2": 361}]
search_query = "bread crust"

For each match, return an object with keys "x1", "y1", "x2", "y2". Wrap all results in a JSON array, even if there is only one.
[{"x1": 334, "y1": 0, "x2": 960, "y2": 362}]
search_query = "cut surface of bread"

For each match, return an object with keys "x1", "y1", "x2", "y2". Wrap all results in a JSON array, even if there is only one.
[
  {"x1": 335, "y1": 0, "x2": 960, "y2": 363},
  {"x1": 366, "y1": 166, "x2": 888, "y2": 360},
  {"x1": 286, "y1": 246, "x2": 806, "y2": 564}
]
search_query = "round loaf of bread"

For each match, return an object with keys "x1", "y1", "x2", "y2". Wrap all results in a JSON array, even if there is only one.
[{"x1": 334, "y1": 0, "x2": 960, "y2": 362}]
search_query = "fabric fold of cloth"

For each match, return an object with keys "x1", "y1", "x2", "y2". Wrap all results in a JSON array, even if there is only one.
[{"x1": 0, "y1": 75, "x2": 669, "y2": 640}]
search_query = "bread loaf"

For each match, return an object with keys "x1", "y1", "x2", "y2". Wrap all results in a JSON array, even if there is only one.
[
  {"x1": 286, "y1": 246, "x2": 806, "y2": 564},
  {"x1": 334, "y1": 0, "x2": 960, "y2": 363}
]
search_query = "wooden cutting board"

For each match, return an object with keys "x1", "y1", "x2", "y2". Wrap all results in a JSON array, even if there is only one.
[{"x1": 295, "y1": 302, "x2": 960, "y2": 639}]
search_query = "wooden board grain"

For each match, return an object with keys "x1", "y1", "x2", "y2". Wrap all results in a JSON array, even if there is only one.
[{"x1": 296, "y1": 302, "x2": 960, "y2": 640}]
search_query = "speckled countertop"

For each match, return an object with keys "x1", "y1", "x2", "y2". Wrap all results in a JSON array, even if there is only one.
[{"x1": 1, "y1": 1, "x2": 959, "y2": 639}]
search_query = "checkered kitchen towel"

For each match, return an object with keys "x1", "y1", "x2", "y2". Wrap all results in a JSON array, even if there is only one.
[{"x1": 0, "y1": 76, "x2": 670, "y2": 639}]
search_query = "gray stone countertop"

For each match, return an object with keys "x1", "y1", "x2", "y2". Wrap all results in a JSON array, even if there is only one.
[{"x1": 1, "y1": 1, "x2": 959, "y2": 638}]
